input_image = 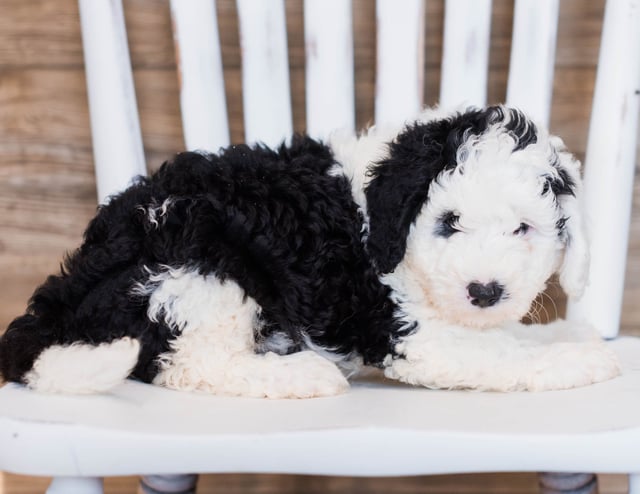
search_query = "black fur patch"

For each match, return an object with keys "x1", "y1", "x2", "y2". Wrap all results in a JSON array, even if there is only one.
[
  {"x1": 501, "y1": 107, "x2": 538, "y2": 150},
  {"x1": 0, "y1": 135, "x2": 410, "y2": 386},
  {"x1": 556, "y1": 216, "x2": 570, "y2": 238},
  {"x1": 541, "y1": 168, "x2": 576, "y2": 198}
]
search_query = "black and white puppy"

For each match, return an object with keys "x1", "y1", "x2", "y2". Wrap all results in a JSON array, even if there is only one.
[{"x1": 0, "y1": 106, "x2": 620, "y2": 397}]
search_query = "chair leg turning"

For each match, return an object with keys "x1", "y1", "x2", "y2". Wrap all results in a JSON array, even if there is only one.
[
  {"x1": 46, "y1": 477, "x2": 104, "y2": 494},
  {"x1": 538, "y1": 472, "x2": 598, "y2": 494},
  {"x1": 139, "y1": 474, "x2": 198, "y2": 493}
]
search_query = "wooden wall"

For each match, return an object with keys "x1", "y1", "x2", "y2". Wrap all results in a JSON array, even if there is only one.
[{"x1": 0, "y1": 0, "x2": 638, "y2": 338}]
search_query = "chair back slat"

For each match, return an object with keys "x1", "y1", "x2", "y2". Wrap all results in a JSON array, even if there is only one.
[
  {"x1": 170, "y1": 0, "x2": 230, "y2": 152},
  {"x1": 566, "y1": 0, "x2": 640, "y2": 338},
  {"x1": 78, "y1": 0, "x2": 146, "y2": 203},
  {"x1": 374, "y1": 0, "x2": 425, "y2": 126},
  {"x1": 236, "y1": 0, "x2": 293, "y2": 147},
  {"x1": 506, "y1": 0, "x2": 559, "y2": 126},
  {"x1": 439, "y1": 0, "x2": 492, "y2": 109},
  {"x1": 304, "y1": 0, "x2": 355, "y2": 139}
]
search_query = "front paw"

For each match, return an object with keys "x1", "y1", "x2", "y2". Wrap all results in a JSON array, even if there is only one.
[
  {"x1": 382, "y1": 322, "x2": 622, "y2": 392},
  {"x1": 525, "y1": 339, "x2": 621, "y2": 391}
]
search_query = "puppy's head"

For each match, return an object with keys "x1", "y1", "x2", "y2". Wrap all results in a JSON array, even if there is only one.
[{"x1": 365, "y1": 106, "x2": 588, "y2": 328}]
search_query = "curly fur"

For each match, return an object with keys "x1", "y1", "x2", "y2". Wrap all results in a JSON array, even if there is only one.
[{"x1": 0, "y1": 106, "x2": 620, "y2": 397}]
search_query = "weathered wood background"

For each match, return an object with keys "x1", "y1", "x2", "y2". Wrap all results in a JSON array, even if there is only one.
[
  {"x1": 2, "y1": 0, "x2": 637, "y2": 335},
  {"x1": 0, "y1": 1, "x2": 638, "y2": 492}
]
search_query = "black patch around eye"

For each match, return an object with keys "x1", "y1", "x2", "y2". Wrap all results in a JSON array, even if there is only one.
[
  {"x1": 435, "y1": 211, "x2": 460, "y2": 238},
  {"x1": 513, "y1": 223, "x2": 530, "y2": 235}
]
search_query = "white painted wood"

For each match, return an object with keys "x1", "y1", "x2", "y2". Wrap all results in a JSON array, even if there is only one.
[
  {"x1": 630, "y1": 473, "x2": 640, "y2": 494},
  {"x1": 506, "y1": 0, "x2": 559, "y2": 126},
  {"x1": 236, "y1": 0, "x2": 292, "y2": 147},
  {"x1": 78, "y1": 0, "x2": 146, "y2": 204},
  {"x1": 375, "y1": 0, "x2": 425, "y2": 126},
  {"x1": 566, "y1": 0, "x2": 640, "y2": 339},
  {"x1": 47, "y1": 477, "x2": 104, "y2": 494},
  {"x1": 304, "y1": 0, "x2": 355, "y2": 139},
  {"x1": 170, "y1": 0, "x2": 229, "y2": 152},
  {"x1": 439, "y1": 0, "x2": 492, "y2": 109},
  {"x1": 1, "y1": 338, "x2": 640, "y2": 478}
]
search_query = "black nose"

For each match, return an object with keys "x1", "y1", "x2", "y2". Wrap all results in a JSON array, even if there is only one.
[{"x1": 467, "y1": 281, "x2": 504, "y2": 308}]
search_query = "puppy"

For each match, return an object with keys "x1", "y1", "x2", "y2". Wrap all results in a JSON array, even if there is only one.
[{"x1": 0, "y1": 106, "x2": 620, "y2": 397}]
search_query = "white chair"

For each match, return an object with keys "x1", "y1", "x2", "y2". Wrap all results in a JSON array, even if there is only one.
[{"x1": 1, "y1": 0, "x2": 639, "y2": 493}]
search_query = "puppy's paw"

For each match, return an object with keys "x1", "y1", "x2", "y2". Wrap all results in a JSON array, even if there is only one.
[
  {"x1": 525, "y1": 339, "x2": 621, "y2": 391},
  {"x1": 258, "y1": 351, "x2": 350, "y2": 399},
  {"x1": 384, "y1": 355, "x2": 524, "y2": 392},
  {"x1": 383, "y1": 356, "x2": 469, "y2": 391},
  {"x1": 161, "y1": 350, "x2": 350, "y2": 399}
]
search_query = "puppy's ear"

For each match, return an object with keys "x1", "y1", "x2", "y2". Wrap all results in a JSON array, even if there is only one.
[
  {"x1": 548, "y1": 137, "x2": 590, "y2": 298},
  {"x1": 365, "y1": 119, "x2": 459, "y2": 273},
  {"x1": 365, "y1": 106, "x2": 519, "y2": 273}
]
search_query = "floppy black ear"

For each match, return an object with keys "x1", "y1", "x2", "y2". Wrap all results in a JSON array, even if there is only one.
[{"x1": 364, "y1": 117, "x2": 461, "y2": 273}]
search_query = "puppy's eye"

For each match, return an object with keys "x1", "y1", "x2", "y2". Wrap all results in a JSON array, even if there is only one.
[
  {"x1": 513, "y1": 223, "x2": 530, "y2": 235},
  {"x1": 436, "y1": 212, "x2": 461, "y2": 238}
]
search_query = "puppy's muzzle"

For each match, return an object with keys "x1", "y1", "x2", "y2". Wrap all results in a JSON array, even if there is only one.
[{"x1": 467, "y1": 281, "x2": 504, "y2": 308}]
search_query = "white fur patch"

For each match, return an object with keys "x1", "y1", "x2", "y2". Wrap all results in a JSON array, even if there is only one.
[
  {"x1": 384, "y1": 320, "x2": 620, "y2": 392},
  {"x1": 147, "y1": 268, "x2": 348, "y2": 398},
  {"x1": 25, "y1": 337, "x2": 140, "y2": 394},
  {"x1": 328, "y1": 126, "x2": 399, "y2": 214}
]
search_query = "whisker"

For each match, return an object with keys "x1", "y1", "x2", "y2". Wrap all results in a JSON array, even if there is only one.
[
  {"x1": 540, "y1": 290, "x2": 559, "y2": 321},
  {"x1": 526, "y1": 298, "x2": 541, "y2": 324}
]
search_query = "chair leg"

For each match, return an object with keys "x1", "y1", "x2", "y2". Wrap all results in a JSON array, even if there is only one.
[
  {"x1": 629, "y1": 474, "x2": 640, "y2": 494},
  {"x1": 538, "y1": 472, "x2": 598, "y2": 494},
  {"x1": 139, "y1": 474, "x2": 198, "y2": 494},
  {"x1": 46, "y1": 477, "x2": 104, "y2": 494}
]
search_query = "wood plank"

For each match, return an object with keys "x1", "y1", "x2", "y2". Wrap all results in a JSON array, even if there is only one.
[
  {"x1": 122, "y1": 0, "x2": 176, "y2": 69},
  {"x1": 0, "y1": 69, "x2": 92, "y2": 142},
  {"x1": 131, "y1": 69, "x2": 185, "y2": 166},
  {"x1": 352, "y1": 0, "x2": 376, "y2": 129},
  {"x1": 0, "y1": 0, "x2": 83, "y2": 67},
  {"x1": 621, "y1": 178, "x2": 640, "y2": 337},
  {"x1": 556, "y1": 0, "x2": 606, "y2": 67}
]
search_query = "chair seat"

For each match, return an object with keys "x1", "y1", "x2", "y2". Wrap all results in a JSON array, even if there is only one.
[{"x1": 1, "y1": 337, "x2": 640, "y2": 479}]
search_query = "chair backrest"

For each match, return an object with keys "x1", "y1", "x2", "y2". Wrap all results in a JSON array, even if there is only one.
[{"x1": 77, "y1": 0, "x2": 640, "y2": 339}]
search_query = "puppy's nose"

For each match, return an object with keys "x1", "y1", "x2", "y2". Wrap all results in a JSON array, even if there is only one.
[{"x1": 467, "y1": 281, "x2": 504, "y2": 308}]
